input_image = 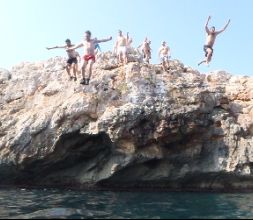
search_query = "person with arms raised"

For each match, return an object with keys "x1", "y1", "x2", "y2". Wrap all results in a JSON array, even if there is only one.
[
  {"x1": 198, "y1": 16, "x2": 231, "y2": 66},
  {"x1": 47, "y1": 39, "x2": 79, "y2": 81},
  {"x1": 68, "y1": 31, "x2": 112, "y2": 85}
]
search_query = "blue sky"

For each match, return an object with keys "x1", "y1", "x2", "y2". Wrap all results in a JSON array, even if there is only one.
[{"x1": 0, "y1": 0, "x2": 252, "y2": 75}]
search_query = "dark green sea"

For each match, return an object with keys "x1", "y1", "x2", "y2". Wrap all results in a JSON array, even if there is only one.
[{"x1": 0, "y1": 189, "x2": 252, "y2": 219}]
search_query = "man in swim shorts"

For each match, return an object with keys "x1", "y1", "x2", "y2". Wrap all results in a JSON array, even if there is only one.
[
  {"x1": 158, "y1": 41, "x2": 170, "y2": 71},
  {"x1": 139, "y1": 37, "x2": 152, "y2": 64},
  {"x1": 198, "y1": 16, "x2": 231, "y2": 66},
  {"x1": 47, "y1": 39, "x2": 79, "y2": 81},
  {"x1": 115, "y1": 30, "x2": 128, "y2": 65},
  {"x1": 68, "y1": 31, "x2": 112, "y2": 85}
]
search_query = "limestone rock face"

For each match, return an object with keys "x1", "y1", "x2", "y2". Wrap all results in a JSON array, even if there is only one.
[{"x1": 1, "y1": 51, "x2": 253, "y2": 191}]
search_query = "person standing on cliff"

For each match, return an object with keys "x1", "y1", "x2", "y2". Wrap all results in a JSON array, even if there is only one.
[
  {"x1": 126, "y1": 32, "x2": 134, "y2": 53},
  {"x1": 198, "y1": 16, "x2": 231, "y2": 66},
  {"x1": 159, "y1": 41, "x2": 170, "y2": 71},
  {"x1": 47, "y1": 39, "x2": 79, "y2": 81},
  {"x1": 138, "y1": 37, "x2": 152, "y2": 64},
  {"x1": 114, "y1": 30, "x2": 129, "y2": 65},
  {"x1": 67, "y1": 31, "x2": 112, "y2": 85}
]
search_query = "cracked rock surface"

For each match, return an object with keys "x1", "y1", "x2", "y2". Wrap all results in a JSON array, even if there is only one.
[{"x1": 1, "y1": 51, "x2": 253, "y2": 191}]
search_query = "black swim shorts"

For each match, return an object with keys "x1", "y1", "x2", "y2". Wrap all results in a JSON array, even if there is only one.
[
  {"x1": 67, "y1": 57, "x2": 78, "y2": 65},
  {"x1": 204, "y1": 45, "x2": 214, "y2": 57}
]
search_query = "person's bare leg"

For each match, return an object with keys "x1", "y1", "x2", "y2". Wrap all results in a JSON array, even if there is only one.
[
  {"x1": 118, "y1": 52, "x2": 123, "y2": 65},
  {"x1": 198, "y1": 60, "x2": 206, "y2": 66},
  {"x1": 166, "y1": 59, "x2": 169, "y2": 70},
  {"x1": 73, "y1": 64, "x2": 77, "y2": 81},
  {"x1": 123, "y1": 54, "x2": 126, "y2": 65},
  {"x1": 86, "y1": 60, "x2": 94, "y2": 85},
  {"x1": 162, "y1": 61, "x2": 166, "y2": 71},
  {"x1": 80, "y1": 61, "x2": 87, "y2": 85},
  {"x1": 117, "y1": 54, "x2": 120, "y2": 64},
  {"x1": 121, "y1": 53, "x2": 124, "y2": 64},
  {"x1": 144, "y1": 54, "x2": 147, "y2": 63},
  {"x1": 148, "y1": 52, "x2": 151, "y2": 64},
  {"x1": 81, "y1": 64, "x2": 86, "y2": 79},
  {"x1": 118, "y1": 54, "x2": 121, "y2": 64},
  {"x1": 145, "y1": 54, "x2": 149, "y2": 64},
  {"x1": 206, "y1": 49, "x2": 213, "y2": 66},
  {"x1": 124, "y1": 52, "x2": 128, "y2": 65},
  {"x1": 66, "y1": 65, "x2": 72, "y2": 80},
  {"x1": 77, "y1": 60, "x2": 82, "y2": 77}
]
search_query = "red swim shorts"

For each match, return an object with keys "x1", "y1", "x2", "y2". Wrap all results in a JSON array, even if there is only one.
[{"x1": 83, "y1": 55, "x2": 96, "y2": 62}]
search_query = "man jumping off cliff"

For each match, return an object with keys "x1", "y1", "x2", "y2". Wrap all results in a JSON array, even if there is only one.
[
  {"x1": 47, "y1": 39, "x2": 79, "y2": 81},
  {"x1": 67, "y1": 31, "x2": 112, "y2": 85},
  {"x1": 198, "y1": 16, "x2": 231, "y2": 66}
]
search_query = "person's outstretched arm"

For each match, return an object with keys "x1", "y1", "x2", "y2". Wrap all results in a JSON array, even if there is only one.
[
  {"x1": 46, "y1": 46, "x2": 66, "y2": 50},
  {"x1": 128, "y1": 38, "x2": 133, "y2": 46},
  {"x1": 67, "y1": 43, "x2": 83, "y2": 51},
  {"x1": 126, "y1": 32, "x2": 133, "y2": 45},
  {"x1": 205, "y1": 16, "x2": 211, "y2": 34},
  {"x1": 216, "y1": 19, "x2": 231, "y2": 35},
  {"x1": 96, "y1": 37, "x2": 113, "y2": 43}
]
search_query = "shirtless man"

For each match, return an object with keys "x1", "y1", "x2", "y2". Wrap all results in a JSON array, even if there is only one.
[
  {"x1": 198, "y1": 16, "x2": 231, "y2": 66},
  {"x1": 47, "y1": 39, "x2": 78, "y2": 81},
  {"x1": 126, "y1": 32, "x2": 133, "y2": 50},
  {"x1": 115, "y1": 30, "x2": 128, "y2": 65},
  {"x1": 68, "y1": 31, "x2": 112, "y2": 85},
  {"x1": 139, "y1": 37, "x2": 152, "y2": 64},
  {"x1": 159, "y1": 41, "x2": 170, "y2": 71}
]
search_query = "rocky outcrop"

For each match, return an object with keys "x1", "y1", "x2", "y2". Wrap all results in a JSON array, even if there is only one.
[{"x1": 1, "y1": 51, "x2": 253, "y2": 191}]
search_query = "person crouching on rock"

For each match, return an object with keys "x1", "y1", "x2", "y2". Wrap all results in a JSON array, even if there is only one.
[
  {"x1": 67, "y1": 31, "x2": 112, "y2": 85},
  {"x1": 47, "y1": 39, "x2": 79, "y2": 81}
]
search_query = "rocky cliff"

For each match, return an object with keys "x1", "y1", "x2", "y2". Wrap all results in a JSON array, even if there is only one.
[{"x1": 1, "y1": 51, "x2": 253, "y2": 191}]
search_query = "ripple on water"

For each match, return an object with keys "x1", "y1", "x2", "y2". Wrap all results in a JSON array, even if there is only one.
[{"x1": 0, "y1": 190, "x2": 253, "y2": 219}]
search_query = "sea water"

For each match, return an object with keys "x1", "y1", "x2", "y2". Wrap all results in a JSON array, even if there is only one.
[{"x1": 0, "y1": 189, "x2": 252, "y2": 219}]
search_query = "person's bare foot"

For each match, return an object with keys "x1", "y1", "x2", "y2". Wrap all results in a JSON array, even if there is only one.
[{"x1": 205, "y1": 62, "x2": 210, "y2": 67}]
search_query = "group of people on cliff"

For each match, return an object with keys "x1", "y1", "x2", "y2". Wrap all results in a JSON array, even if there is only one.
[{"x1": 47, "y1": 16, "x2": 230, "y2": 86}]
